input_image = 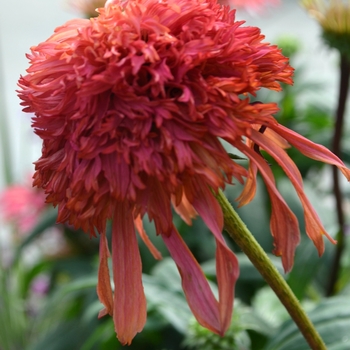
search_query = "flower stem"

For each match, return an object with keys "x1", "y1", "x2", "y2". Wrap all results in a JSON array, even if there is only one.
[
  {"x1": 216, "y1": 189, "x2": 327, "y2": 350},
  {"x1": 326, "y1": 54, "x2": 350, "y2": 296}
]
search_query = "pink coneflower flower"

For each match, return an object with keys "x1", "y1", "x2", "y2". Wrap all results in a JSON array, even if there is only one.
[
  {"x1": 18, "y1": 0, "x2": 350, "y2": 344},
  {"x1": 0, "y1": 179, "x2": 46, "y2": 234}
]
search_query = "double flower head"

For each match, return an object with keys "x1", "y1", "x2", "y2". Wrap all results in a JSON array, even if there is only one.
[{"x1": 18, "y1": 0, "x2": 350, "y2": 344}]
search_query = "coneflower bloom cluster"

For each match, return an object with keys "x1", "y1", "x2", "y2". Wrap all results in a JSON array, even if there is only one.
[{"x1": 18, "y1": 0, "x2": 350, "y2": 344}]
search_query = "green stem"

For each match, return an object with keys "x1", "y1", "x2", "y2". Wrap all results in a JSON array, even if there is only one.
[{"x1": 216, "y1": 190, "x2": 326, "y2": 350}]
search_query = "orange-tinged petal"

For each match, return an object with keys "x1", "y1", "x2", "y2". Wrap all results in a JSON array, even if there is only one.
[
  {"x1": 171, "y1": 192, "x2": 197, "y2": 225},
  {"x1": 250, "y1": 129, "x2": 336, "y2": 254},
  {"x1": 237, "y1": 143, "x2": 300, "y2": 272},
  {"x1": 264, "y1": 128, "x2": 291, "y2": 149},
  {"x1": 97, "y1": 229, "x2": 114, "y2": 318},
  {"x1": 112, "y1": 202, "x2": 147, "y2": 345},
  {"x1": 161, "y1": 226, "x2": 221, "y2": 333},
  {"x1": 236, "y1": 162, "x2": 258, "y2": 207},
  {"x1": 270, "y1": 124, "x2": 350, "y2": 180},
  {"x1": 134, "y1": 214, "x2": 162, "y2": 260},
  {"x1": 247, "y1": 124, "x2": 290, "y2": 150}
]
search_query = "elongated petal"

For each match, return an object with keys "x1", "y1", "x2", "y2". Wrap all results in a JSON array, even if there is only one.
[
  {"x1": 215, "y1": 242, "x2": 239, "y2": 330},
  {"x1": 264, "y1": 128, "x2": 290, "y2": 149},
  {"x1": 112, "y1": 202, "x2": 147, "y2": 345},
  {"x1": 236, "y1": 162, "x2": 258, "y2": 206},
  {"x1": 250, "y1": 129, "x2": 336, "y2": 254},
  {"x1": 171, "y1": 192, "x2": 197, "y2": 225},
  {"x1": 161, "y1": 226, "x2": 221, "y2": 333},
  {"x1": 134, "y1": 214, "x2": 162, "y2": 260},
  {"x1": 270, "y1": 124, "x2": 350, "y2": 180},
  {"x1": 97, "y1": 229, "x2": 114, "y2": 318},
  {"x1": 237, "y1": 143, "x2": 300, "y2": 272},
  {"x1": 190, "y1": 180, "x2": 239, "y2": 332}
]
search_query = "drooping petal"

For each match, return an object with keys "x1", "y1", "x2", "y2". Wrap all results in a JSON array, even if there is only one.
[
  {"x1": 236, "y1": 161, "x2": 258, "y2": 206},
  {"x1": 270, "y1": 124, "x2": 350, "y2": 180},
  {"x1": 97, "y1": 229, "x2": 114, "y2": 318},
  {"x1": 264, "y1": 127, "x2": 291, "y2": 149},
  {"x1": 134, "y1": 214, "x2": 162, "y2": 260},
  {"x1": 215, "y1": 242, "x2": 239, "y2": 330},
  {"x1": 112, "y1": 202, "x2": 147, "y2": 345},
  {"x1": 250, "y1": 128, "x2": 336, "y2": 255},
  {"x1": 171, "y1": 192, "x2": 198, "y2": 225},
  {"x1": 161, "y1": 226, "x2": 221, "y2": 333},
  {"x1": 237, "y1": 143, "x2": 300, "y2": 272},
  {"x1": 140, "y1": 177, "x2": 174, "y2": 235},
  {"x1": 188, "y1": 179, "x2": 239, "y2": 332}
]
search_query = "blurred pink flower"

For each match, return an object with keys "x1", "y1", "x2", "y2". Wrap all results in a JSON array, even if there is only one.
[
  {"x1": 0, "y1": 180, "x2": 46, "y2": 234},
  {"x1": 219, "y1": 0, "x2": 280, "y2": 13},
  {"x1": 31, "y1": 274, "x2": 50, "y2": 295}
]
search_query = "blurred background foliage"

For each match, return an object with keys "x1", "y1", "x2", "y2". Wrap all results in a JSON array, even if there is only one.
[{"x1": 1, "y1": 1, "x2": 350, "y2": 350}]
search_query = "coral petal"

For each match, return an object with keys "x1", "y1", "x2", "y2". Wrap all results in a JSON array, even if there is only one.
[
  {"x1": 215, "y1": 242, "x2": 239, "y2": 331},
  {"x1": 236, "y1": 163, "x2": 257, "y2": 207},
  {"x1": 190, "y1": 181, "x2": 239, "y2": 333},
  {"x1": 250, "y1": 129, "x2": 334, "y2": 256},
  {"x1": 112, "y1": 203, "x2": 147, "y2": 345},
  {"x1": 134, "y1": 214, "x2": 162, "y2": 260},
  {"x1": 172, "y1": 193, "x2": 198, "y2": 225},
  {"x1": 238, "y1": 144, "x2": 300, "y2": 272},
  {"x1": 98, "y1": 308, "x2": 109, "y2": 318},
  {"x1": 272, "y1": 124, "x2": 350, "y2": 180},
  {"x1": 161, "y1": 227, "x2": 221, "y2": 333},
  {"x1": 97, "y1": 229, "x2": 114, "y2": 317}
]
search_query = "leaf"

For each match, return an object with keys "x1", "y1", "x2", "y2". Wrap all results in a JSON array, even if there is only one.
[
  {"x1": 228, "y1": 153, "x2": 247, "y2": 161},
  {"x1": 0, "y1": 268, "x2": 29, "y2": 350},
  {"x1": 142, "y1": 258, "x2": 192, "y2": 333},
  {"x1": 265, "y1": 296, "x2": 350, "y2": 350},
  {"x1": 252, "y1": 286, "x2": 290, "y2": 330},
  {"x1": 27, "y1": 320, "x2": 96, "y2": 350},
  {"x1": 235, "y1": 300, "x2": 275, "y2": 336},
  {"x1": 286, "y1": 238, "x2": 323, "y2": 300}
]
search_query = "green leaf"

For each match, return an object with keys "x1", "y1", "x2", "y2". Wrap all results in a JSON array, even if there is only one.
[
  {"x1": 286, "y1": 238, "x2": 323, "y2": 300},
  {"x1": 227, "y1": 153, "x2": 247, "y2": 161},
  {"x1": 0, "y1": 268, "x2": 29, "y2": 350},
  {"x1": 265, "y1": 296, "x2": 350, "y2": 350},
  {"x1": 142, "y1": 258, "x2": 192, "y2": 333},
  {"x1": 252, "y1": 286, "x2": 290, "y2": 330}
]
